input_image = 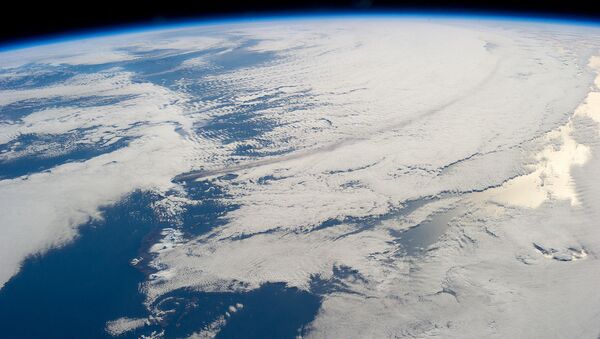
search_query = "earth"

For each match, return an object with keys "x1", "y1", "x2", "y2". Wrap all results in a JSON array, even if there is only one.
[{"x1": 1, "y1": 15, "x2": 600, "y2": 338}]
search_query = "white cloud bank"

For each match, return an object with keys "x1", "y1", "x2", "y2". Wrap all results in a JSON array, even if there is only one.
[{"x1": 142, "y1": 20, "x2": 600, "y2": 338}]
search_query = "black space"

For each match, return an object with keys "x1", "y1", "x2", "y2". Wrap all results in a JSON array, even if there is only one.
[{"x1": 2, "y1": 0, "x2": 600, "y2": 46}]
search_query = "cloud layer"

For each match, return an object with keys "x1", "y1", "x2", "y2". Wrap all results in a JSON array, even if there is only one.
[{"x1": 1, "y1": 18, "x2": 600, "y2": 337}]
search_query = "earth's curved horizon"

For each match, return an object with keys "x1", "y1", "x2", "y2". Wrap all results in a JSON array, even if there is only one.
[
  {"x1": 1, "y1": 14, "x2": 600, "y2": 338},
  {"x1": 2, "y1": 12, "x2": 599, "y2": 52}
]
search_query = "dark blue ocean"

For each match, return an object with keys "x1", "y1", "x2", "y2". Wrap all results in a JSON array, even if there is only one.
[{"x1": 0, "y1": 185, "x2": 321, "y2": 338}]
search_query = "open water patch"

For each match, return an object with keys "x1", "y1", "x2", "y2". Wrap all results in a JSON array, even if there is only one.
[
  {"x1": 148, "y1": 283, "x2": 321, "y2": 338},
  {"x1": 0, "y1": 131, "x2": 133, "y2": 180},
  {"x1": 0, "y1": 191, "x2": 161, "y2": 338}
]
